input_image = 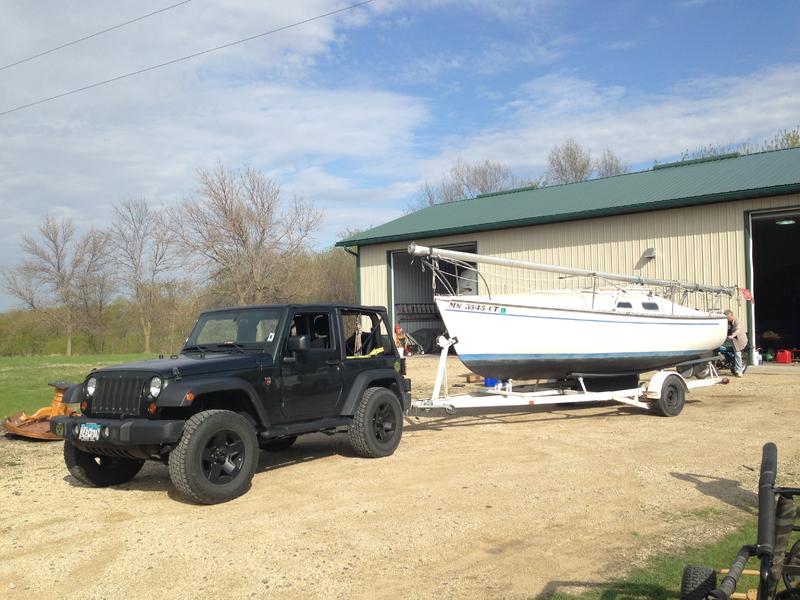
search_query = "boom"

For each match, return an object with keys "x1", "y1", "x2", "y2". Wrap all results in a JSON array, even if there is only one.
[{"x1": 408, "y1": 243, "x2": 736, "y2": 296}]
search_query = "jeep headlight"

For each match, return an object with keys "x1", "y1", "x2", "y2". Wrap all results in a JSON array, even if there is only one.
[
  {"x1": 149, "y1": 376, "x2": 162, "y2": 398},
  {"x1": 86, "y1": 377, "x2": 97, "y2": 397}
]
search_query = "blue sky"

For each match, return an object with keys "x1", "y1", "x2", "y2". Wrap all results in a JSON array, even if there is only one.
[{"x1": 1, "y1": 0, "x2": 799, "y2": 310}]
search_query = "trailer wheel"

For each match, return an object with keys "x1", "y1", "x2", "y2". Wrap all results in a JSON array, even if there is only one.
[
  {"x1": 653, "y1": 374, "x2": 686, "y2": 417},
  {"x1": 680, "y1": 565, "x2": 716, "y2": 600},
  {"x1": 693, "y1": 363, "x2": 711, "y2": 379},
  {"x1": 677, "y1": 365, "x2": 694, "y2": 379}
]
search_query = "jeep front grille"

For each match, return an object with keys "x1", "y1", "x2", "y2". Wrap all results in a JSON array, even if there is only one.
[{"x1": 92, "y1": 375, "x2": 147, "y2": 416}]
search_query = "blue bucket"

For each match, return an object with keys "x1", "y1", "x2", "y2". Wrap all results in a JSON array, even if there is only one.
[{"x1": 484, "y1": 377, "x2": 498, "y2": 387}]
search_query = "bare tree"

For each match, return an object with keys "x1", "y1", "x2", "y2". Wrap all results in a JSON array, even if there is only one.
[
  {"x1": 168, "y1": 165, "x2": 321, "y2": 305},
  {"x1": 408, "y1": 159, "x2": 528, "y2": 212},
  {"x1": 111, "y1": 198, "x2": 173, "y2": 352},
  {"x1": 73, "y1": 229, "x2": 114, "y2": 351},
  {"x1": 3, "y1": 216, "x2": 109, "y2": 355},
  {"x1": 546, "y1": 138, "x2": 593, "y2": 184},
  {"x1": 678, "y1": 126, "x2": 800, "y2": 162},
  {"x1": 594, "y1": 148, "x2": 628, "y2": 178}
]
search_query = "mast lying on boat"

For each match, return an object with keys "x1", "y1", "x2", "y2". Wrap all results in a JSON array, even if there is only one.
[{"x1": 408, "y1": 243, "x2": 737, "y2": 296}]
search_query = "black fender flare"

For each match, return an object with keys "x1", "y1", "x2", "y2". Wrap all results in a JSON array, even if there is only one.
[
  {"x1": 340, "y1": 369, "x2": 409, "y2": 415},
  {"x1": 157, "y1": 377, "x2": 270, "y2": 427}
]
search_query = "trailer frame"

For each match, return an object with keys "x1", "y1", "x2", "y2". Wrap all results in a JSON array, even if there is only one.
[{"x1": 410, "y1": 336, "x2": 723, "y2": 416}]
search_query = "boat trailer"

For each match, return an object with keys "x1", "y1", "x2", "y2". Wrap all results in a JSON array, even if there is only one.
[{"x1": 411, "y1": 336, "x2": 723, "y2": 417}]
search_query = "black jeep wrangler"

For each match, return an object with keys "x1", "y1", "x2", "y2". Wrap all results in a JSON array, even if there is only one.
[{"x1": 51, "y1": 304, "x2": 410, "y2": 504}]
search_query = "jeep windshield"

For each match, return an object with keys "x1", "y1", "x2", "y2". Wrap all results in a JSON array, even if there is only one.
[{"x1": 184, "y1": 308, "x2": 284, "y2": 354}]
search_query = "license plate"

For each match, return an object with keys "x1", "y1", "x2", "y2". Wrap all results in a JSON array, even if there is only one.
[{"x1": 78, "y1": 423, "x2": 101, "y2": 442}]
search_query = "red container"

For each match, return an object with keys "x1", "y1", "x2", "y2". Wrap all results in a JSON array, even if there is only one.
[{"x1": 776, "y1": 350, "x2": 792, "y2": 364}]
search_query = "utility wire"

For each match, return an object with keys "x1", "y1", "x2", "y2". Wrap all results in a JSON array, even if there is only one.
[
  {"x1": 0, "y1": 1, "x2": 194, "y2": 72},
  {"x1": 0, "y1": 0, "x2": 376, "y2": 118}
]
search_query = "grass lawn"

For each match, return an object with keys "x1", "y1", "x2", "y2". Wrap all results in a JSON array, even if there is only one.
[
  {"x1": 0, "y1": 353, "x2": 154, "y2": 417},
  {"x1": 543, "y1": 517, "x2": 800, "y2": 599}
]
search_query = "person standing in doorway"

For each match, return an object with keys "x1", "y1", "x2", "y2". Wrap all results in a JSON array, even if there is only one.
[{"x1": 724, "y1": 309, "x2": 747, "y2": 377}]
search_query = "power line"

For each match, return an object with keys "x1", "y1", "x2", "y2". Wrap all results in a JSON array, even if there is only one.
[
  {"x1": 0, "y1": 0, "x2": 376, "y2": 118},
  {"x1": 0, "y1": 1, "x2": 194, "y2": 72}
]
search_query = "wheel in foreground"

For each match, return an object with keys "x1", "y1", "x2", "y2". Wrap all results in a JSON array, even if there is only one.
[
  {"x1": 653, "y1": 375, "x2": 686, "y2": 417},
  {"x1": 348, "y1": 387, "x2": 403, "y2": 458},
  {"x1": 680, "y1": 564, "x2": 717, "y2": 600},
  {"x1": 168, "y1": 409, "x2": 258, "y2": 504},
  {"x1": 64, "y1": 442, "x2": 144, "y2": 487}
]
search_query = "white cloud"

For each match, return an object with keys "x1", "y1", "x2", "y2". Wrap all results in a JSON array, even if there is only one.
[
  {"x1": 420, "y1": 65, "x2": 800, "y2": 177},
  {"x1": 0, "y1": 1, "x2": 428, "y2": 310}
]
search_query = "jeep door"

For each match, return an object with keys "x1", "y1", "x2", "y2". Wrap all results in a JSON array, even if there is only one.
[{"x1": 280, "y1": 310, "x2": 343, "y2": 419}]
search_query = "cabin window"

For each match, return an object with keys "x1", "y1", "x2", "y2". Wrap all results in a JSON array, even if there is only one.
[
  {"x1": 616, "y1": 302, "x2": 633, "y2": 309},
  {"x1": 641, "y1": 302, "x2": 659, "y2": 311}
]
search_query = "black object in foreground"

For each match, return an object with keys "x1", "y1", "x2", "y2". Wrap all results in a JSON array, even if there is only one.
[{"x1": 680, "y1": 442, "x2": 800, "y2": 600}]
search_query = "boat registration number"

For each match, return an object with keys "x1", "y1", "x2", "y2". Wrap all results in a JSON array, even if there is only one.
[
  {"x1": 448, "y1": 300, "x2": 504, "y2": 314},
  {"x1": 78, "y1": 423, "x2": 101, "y2": 442}
]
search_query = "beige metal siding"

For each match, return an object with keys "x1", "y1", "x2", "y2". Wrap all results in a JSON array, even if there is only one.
[{"x1": 358, "y1": 193, "x2": 800, "y2": 318}]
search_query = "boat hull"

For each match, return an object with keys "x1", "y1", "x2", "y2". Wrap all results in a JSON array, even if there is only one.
[{"x1": 435, "y1": 296, "x2": 727, "y2": 380}]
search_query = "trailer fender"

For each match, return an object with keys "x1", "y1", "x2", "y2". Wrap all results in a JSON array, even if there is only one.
[{"x1": 647, "y1": 371, "x2": 688, "y2": 397}]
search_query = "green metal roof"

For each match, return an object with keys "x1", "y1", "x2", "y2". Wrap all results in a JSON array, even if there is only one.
[{"x1": 337, "y1": 147, "x2": 800, "y2": 248}]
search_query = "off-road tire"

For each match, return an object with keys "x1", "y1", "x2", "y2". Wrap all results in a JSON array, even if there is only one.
[
  {"x1": 168, "y1": 410, "x2": 258, "y2": 505},
  {"x1": 653, "y1": 375, "x2": 686, "y2": 417},
  {"x1": 64, "y1": 442, "x2": 144, "y2": 487},
  {"x1": 680, "y1": 564, "x2": 716, "y2": 600},
  {"x1": 348, "y1": 387, "x2": 403, "y2": 458},
  {"x1": 260, "y1": 435, "x2": 297, "y2": 451}
]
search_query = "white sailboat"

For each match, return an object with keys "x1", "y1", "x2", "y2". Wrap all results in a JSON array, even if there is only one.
[{"x1": 408, "y1": 244, "x2": 734, "y2": 380}]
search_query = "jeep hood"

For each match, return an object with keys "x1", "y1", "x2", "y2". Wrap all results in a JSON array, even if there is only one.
[{"x1": 90, "y1": 352, "x2": 273, "y2": 379}]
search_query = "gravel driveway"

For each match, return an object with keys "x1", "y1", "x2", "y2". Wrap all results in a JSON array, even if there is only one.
[{"x1": 2, "y1": 358, "x2": 799, "y2": 599}]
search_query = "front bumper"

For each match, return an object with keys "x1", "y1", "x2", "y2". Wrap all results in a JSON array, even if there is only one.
[{"x1": 50, "y1": 416, "x2": 185, "y2": 446}]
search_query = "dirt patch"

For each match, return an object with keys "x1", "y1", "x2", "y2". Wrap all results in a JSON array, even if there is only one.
[{"x1": 1, "y1": 357, "x2": 799, "y2": 599}]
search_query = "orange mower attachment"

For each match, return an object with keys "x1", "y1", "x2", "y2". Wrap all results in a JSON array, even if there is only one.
[{"x1": 3, "y1": 382, "x2": 78, "y2": 441}]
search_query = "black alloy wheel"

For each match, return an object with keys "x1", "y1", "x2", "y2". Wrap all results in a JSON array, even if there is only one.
[
  {"x1": 201, "y1": 430, "x2": 246, "y2": 484},
  {"x1": 372, "y1": 399, "x2": 397, "y2": 444},
  {"x1": 349, "y1": 386, "x2": 403, "y2": 458},
  {"x1": 169, "y1": 409, "x2": 258, "y2": 504}
]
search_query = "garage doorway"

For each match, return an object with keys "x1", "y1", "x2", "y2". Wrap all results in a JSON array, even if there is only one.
[
  {"x1": 389, "y1": 242, "x2": 476, "y2": 353},
  {"x1": 751, "y1": 209, "x2": 800, "y2": 358}
]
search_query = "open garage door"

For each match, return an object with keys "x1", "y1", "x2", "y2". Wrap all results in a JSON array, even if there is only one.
[
  {"x1": 389, "y1": 242, "x2": 476, "y2": 353},
  {"x1": 751, "y1": 209, "x2": 800, "y2": 360}
]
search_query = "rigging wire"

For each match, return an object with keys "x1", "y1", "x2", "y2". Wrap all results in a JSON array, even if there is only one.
[
  {"x1": 0, "y1": 0, "x2": 376, "y2": 117},
  {"x1": 0, "y1": 1, "x2": 194, "y2": 72}
]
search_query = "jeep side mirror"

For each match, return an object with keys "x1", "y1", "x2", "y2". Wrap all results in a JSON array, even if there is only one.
[{"x1": 287, "y1": 335, "x2": 310, "y2": 354}]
